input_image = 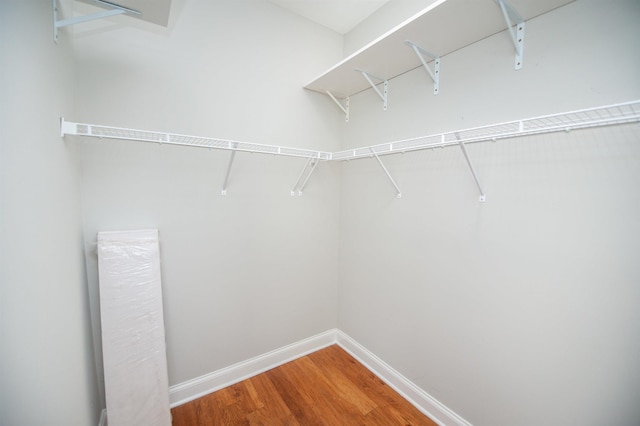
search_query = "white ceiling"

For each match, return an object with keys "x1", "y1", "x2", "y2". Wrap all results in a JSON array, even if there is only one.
[{"x1": 267, "y1": 0, "x2": 392, "y2": 34}]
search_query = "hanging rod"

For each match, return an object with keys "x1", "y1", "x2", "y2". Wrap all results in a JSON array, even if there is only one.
[
  {"x1": 331, "y1": 100, "x2": 640, "y2": 161},
  {"x1": 60, "y1": 119, "x2": 332, "y2": 161}
]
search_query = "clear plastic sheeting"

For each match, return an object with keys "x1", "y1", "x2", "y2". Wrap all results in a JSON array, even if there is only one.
[{"x1": 97, "y1": 229, "x2": 171, "y2": 426}]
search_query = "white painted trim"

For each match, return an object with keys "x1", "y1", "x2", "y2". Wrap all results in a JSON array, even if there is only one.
[
  {"x1": 98, "y1": 409, "x2": 107, "y2": 426},
  {"x1": 335, "y1": 330, "x2": 473, "y2": 426},
  {"x1": 168, "y1": 329, "x2": 338, "y2": 407},
  {"x1": 168, "y1": 328, "x2": 470, "y2": 426}
]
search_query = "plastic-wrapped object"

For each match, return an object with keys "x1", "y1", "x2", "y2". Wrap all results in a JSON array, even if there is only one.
[{"x1": 97, "y1": 229, "x2": 171, "y2": 426}]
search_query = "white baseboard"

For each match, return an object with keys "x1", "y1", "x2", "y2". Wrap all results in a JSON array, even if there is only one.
[
  {"x1": 335, "y1": 330, "x2": 472, "y2": 426},
  {"x1": 168, "y1": 328, "x2": 471, "y2": 426},
  {"x1": 98, "y1": 409, "x2": 107, "y2": 426},
  {"x1": 168, "y1": 329, "x2": 337, "y2": 407}
]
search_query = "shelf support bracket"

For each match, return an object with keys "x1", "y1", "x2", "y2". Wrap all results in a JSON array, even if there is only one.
[
  {"x1": 291, "y1": 157, "x2": 320, "y2": 196},
  {"x1": 369, "y1": 148, "x2": 401, "y2": 198},
  {"x1": 455, "y1": 134, "x2": 486, "y2": 202},
  {"x1": 298, "y1": 159, "x2": 320, "y2": 196},
  {"x1": 221, "y1": 145, "x2": 237, "y2": 196},
  {"x1": 53, "y1": 0, "x2": 140, "y2": 43},
  {"x1": 325, "y1": 91, "x2": 349, "y2": 122},
  {"x1": 358, "y1": 70, "x2": 388, "y2": 111},
  {"x1": 405, "y1": 41, "x2": 440, "y2": 95},
  {"x1": 496, "y1": 0, "x2": 525, "y2": 70}
]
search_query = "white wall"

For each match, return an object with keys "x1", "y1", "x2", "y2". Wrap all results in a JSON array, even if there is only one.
[
  {"x1": 338, "y1": 1, "x2": 640, "y2": 425},
  {"x1": 3, "y1": 1, "x2": 637, "y2": 424},
  {"x1": 72, "y1": 0, "x2": 344, "y2": 389},
  {"x1": 0, "y1": 1, "x2": 101, "y2": 424},
  {"x1": 343, "y1": 0, "x2": 438, "y2": 57}
]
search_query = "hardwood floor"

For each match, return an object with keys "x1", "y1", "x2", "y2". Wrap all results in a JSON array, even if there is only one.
[{"x1": 171, "y1": 344, "x2": 437, "y2": 425}]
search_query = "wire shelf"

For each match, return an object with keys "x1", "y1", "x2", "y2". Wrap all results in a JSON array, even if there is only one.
[
  {"x1": 63, "y1": 122, "x2": 333, "y2": 161},
  {"x1": 332, "y1": 100, "x2": 640, "y2": 160},
  {"x1": 62, "y1": 100, "x2": 640, "y2": 163}
]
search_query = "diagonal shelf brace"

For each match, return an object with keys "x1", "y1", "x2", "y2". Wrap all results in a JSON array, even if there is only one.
[
  {"x1": 405, "y1": 40, "x2": 440, "y2": 95},
  {"x1": 369, "y1": 148, "x2": 401, "y2": 198},
  {"x1": 291, "y1": 156, "x2": 320, "y2": 196},
  {"x1": 221, "y1": 143, "x2": 238, "y2": 196},
  {"x1": 358, "y1": 70, "x2": 388, "y2": 111},
  {"x1": 496, "y1": 0, "x2": 525, "y2": 70},
  {"x1": 455, "y1": 134, "x2": 486, "y2": 202},
  {"x1": 297, "y1": 159, "x2": 320, "y2": 196},
  {"x1": 291, "y1": 157, "x2": 313, "y2": 196},
  {"x1": 326, "y1": 91, "x2": 350, "y2": 122},
  {"x1": 53, "y1": 0, "x2": 140, "y2": 43}
]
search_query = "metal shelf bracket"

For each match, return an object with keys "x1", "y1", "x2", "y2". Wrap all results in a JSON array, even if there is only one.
[
  {"x1": 358, "y1": 70, "x2": 388, "y2": 111},
  {"x1": 53, "y1": 0, "x2": 140, "y2": 43},
  {"x1": 455, "y1": 134, "x2": 486, "y2": 202},
  {"x1": 221, "y1": 144, "x2": 238, "y2": 196},
  {"x1": 291, "y1": 157, "x2": 320, "y2": 196},
  {"x1": 496, "y1": 0, "x2": 525, "y2": 70},
  {"x1": 369, "y1": 148, "x2": 401, "y2": 198},
  {"x1": 405, "y1": 41, "x2": 440, "y2": 95},
  {"x1": 326, "y1": 91, "x2": 350, "y2": 122}
]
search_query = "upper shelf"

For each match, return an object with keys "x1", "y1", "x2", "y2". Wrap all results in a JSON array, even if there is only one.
[
  {"x1": 77, "y1": 0, "x2": 172, "y2": 26},
  {"x1": 304, "y1": 0, "x2": 574, "y2": 98},
  {"x1": 53, "y1": 0, "x2": 172, "y2": 43}
]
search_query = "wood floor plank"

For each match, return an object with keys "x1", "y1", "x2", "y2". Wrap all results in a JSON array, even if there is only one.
[
  {"x1": 243, "y1": 380, "x2": 264, "y2": 411},
  {"x1": 260, "y1": 372, "x2": 317, "y2": 424},
  {"x1": 317, "y1": 346, "x2": 438, "y2": 426},
  {"x1": 245, "y1": 374, "x2": 299, "y2": 425},
  {"x1": 316, "y1": 346, "x2": 411, "y2": 407},
  {"x1": 289, "y1": 355, "x2": 371, "y2": 422},
  {"x1": 171, "y1": 344, "x2": 437, "y2": 425},
  {"x1": 305, "y1": 345, "x2": 378, "y2": 415}
]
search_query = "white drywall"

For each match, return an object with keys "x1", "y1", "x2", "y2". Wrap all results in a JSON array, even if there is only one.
[
  {"x1": 3, "y1": 1, "x2": 638, "y2": 424},
  {"x1": 343, "y1": 0, "x2": 439, "y2": 57},
  {"x1": 0, "y1": 1, "x2": 101, "y2": 424},
  {"x1": 338, "y1": 1, "x2": 640, "y2": 425},
  {"x1": 72, "y1": 0, "x2": 343, "y2": 390}
]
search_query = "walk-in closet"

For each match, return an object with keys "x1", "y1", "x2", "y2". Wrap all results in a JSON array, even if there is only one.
[{"x1": 1, "y1": 0, "x2": 639, "y2": 425}]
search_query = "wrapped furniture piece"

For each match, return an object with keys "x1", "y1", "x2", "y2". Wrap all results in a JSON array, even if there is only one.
[{"x1": 97, "y1": 229, "x2": 171, "y2": 426}]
